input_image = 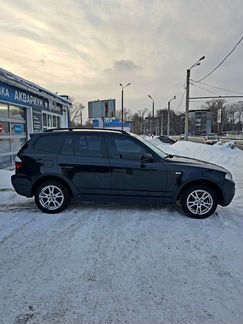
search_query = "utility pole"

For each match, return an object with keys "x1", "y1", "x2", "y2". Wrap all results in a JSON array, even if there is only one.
[
  {"x1": 167, "y1": 96, "x2": 176, "y2": 136},
  {"x1": 184, "y1": 69, "x2": 190, "y2": 141},
  {"x1": 184, "y1": 56, "x2": 205, "y2": 141},
  {"x1": 121, "y1": 88, "x2": 123, "y2": 129},
  {"x1": 120, "y1": 83, "x2": 131, "y2": 130},
  {"x1": 161, "y1": 110, "x2": 164, "y2": 135},
  {"x1": 79, "y1": 104, "x2": 85, "y2": 126},
  {"x1": 148, "y1": 95, "x2": 155, "y2": 135}
]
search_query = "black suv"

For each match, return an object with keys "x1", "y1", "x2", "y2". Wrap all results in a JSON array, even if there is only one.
[{"x1": 11, "y1": 128, "x2": 235, "y2": 218}]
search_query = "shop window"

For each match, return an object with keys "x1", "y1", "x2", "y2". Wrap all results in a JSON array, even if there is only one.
[
  {"x1": 0, "y1": 155, "x2": 12, "y2": 168},
  {"x1": 57, "y1": 116, "x2": 61, "y2": 128},
  {"x1": 9, "y1": 106, "x2": 25, "y2": 121},
  {"x1": 42, "y1": 112, "x2": 61, "y2": 129},
  {"x1": 53, "y1": 115, "x2": 57, "y2": 127},
  {"x1": 0, "y1": 138, "x2": 11, "y2": 153},
  {"x1": 0, "y1": 104, "x2": 26, "y2": 169},
  {"x1": 43, "y1": 113, "x2": 47, "y2": 127},
  {"x1": 0, "y1": 121, "x2": 10, "y2": 135},
  {"x1": 11, "y1": 138, "x2": 26, "y2": 152},
  {"x1": 0, "y1": 104, "x2": 8, "y2": 118},
  {"x1": 11, "y1": 123, "x2": 26, "y2": 135},
  {"x1": 48, "y1": 114, "x2": 52, "y2": 127}
]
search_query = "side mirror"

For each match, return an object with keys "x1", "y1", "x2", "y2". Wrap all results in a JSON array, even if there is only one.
[{"x1": 141, "y1": 153, "x2": 153, "y2": 163}]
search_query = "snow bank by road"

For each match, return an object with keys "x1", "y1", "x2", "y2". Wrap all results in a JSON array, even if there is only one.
[
  {"x1": 0, "y1": 169, "x2": 14, "y2": 189},
  {"x1": 151, "y1": 140, "x2": 243, "y2": 177}
]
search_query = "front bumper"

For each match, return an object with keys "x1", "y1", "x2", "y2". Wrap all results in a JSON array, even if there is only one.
[
  {"x1": 11, "y1": 175, "x2": 33, "y2": 197},
  {"x1": 221, "y1": 179, "x2": 235, "y2": 206}
]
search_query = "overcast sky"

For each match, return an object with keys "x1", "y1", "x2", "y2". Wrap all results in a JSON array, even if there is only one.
[{"x1": 0, "y1": 0, "x2": 242, "y2": 120}]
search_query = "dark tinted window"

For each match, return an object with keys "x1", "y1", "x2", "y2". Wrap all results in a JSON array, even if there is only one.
[
  {"x1": 61, "y1": 135, "x2": 75, "y2": 155},
  {"x1": 76, "y1": 135, "x2": 105, "y2": 157},
  {"x1": 110, "y1": 137, "x2": 146, "y2": 160},
  {"x1": 33, "y1": 134, "x2": 63, "y2": 154}
]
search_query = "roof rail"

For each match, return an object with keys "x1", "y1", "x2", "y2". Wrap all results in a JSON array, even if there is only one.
[{"x1": 43, "y1": 127, "x2": 128, "y2": 134}]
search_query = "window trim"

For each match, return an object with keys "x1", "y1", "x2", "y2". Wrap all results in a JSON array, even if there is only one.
[{"x1": 105, "y1": 134, "x2": 155, "y2": 161}]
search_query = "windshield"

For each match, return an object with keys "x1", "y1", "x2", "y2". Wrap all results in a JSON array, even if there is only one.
[{"x1": 130, "y1": 133, "x2": 167, "y2": 158}]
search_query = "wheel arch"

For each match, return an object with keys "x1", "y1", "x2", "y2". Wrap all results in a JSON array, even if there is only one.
[
  {"x1": 31, "y1": 175, "x2": 73, "y2": 198},
  {"x1": 177, "y1": 179, "x2": 224, "y2": 205}
]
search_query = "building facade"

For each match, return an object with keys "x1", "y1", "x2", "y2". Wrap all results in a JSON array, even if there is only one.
[{"x1": 0, "y1": 68, "x2": 71, "y2": 169}]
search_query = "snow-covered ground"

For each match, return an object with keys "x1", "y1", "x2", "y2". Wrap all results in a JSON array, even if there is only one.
[{"x1": 0, "y1": 141, "x2": 242, "y2": 324}]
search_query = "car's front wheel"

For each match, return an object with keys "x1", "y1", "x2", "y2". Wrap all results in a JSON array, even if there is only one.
[
  {"x1": 181, "y1": 185, "x2": 218, "y2": 219},
  {"x1": 35, "y1": 181, "x2": 71, "y2": 213}
]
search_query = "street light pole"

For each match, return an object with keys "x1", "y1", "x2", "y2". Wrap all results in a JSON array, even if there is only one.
[
  {"x1": 184, "y1": 56, "x2": 205, "y2": 141},
  {"x1": 120, "y1": 83, "x2": 131, "y2": 130},
  {"x1": 148, "y1": 95, "x2": 155, "y2": 135},
  {"x1": 142, "y1": 108, "x2": 148, "y2": 134},
  {"x1": 167, "y1": 96, "x2": 176, "y2": 136}
]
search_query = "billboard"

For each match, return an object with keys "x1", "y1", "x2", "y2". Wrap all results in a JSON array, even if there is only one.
[
  {"x1": 92, "y1": 118, "x2": 131, "y2": 132},
  {"x1": 88, "y1": 99, "x2": 115, "y2": 118}
]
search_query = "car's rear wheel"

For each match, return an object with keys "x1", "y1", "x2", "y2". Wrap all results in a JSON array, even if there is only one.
[
  {"x1": 35, "y1": 181, "x2": 71, "y2": 213},
  {"x1": 181, "y1": 185, "x2": 218, "y2": 219}
]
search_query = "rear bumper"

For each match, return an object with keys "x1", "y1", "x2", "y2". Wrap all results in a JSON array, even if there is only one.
[
  {"x1": 11, "y1": 175, "x2": 33, "y2": 197},
  {"x1": 221, "y1": 180, "x2": 235, "y2": 206}
]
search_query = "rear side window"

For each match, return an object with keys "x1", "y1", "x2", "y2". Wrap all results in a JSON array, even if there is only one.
[
  {"x1": 33, "y1": 134, "x2": 63, "y2": 154},
  {"x1": 60, "y1": 134, "x2": 105, "y2": 157}
]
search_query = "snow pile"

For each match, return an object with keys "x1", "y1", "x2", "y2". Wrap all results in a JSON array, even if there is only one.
[
  {"x1": 151, "y1": 140, "x2": 243, "y2": 177},
  {"x1": 0, "y1": 169, "x2": 14, "y2": 190}
]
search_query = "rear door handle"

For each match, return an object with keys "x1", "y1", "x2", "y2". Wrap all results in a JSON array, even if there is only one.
[
  {"x1": 114, "y1": 168, "x2": 126, "y2": 173},
  {"x1": 62, "y1": 165, "x2": 73, "y2": 170}
]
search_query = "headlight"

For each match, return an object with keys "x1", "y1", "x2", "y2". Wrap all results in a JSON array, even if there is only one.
[{"x1": 225, "y1": 172, "x2": 233, "y2": 181}]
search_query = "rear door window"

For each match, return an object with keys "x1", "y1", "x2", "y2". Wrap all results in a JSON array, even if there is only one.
[
  {"x1": 61, "y1": 135, "x2": 75, "y2": 155},
  {"x1": 75, "y1": 135, "x2": 105, "y2": 157}
]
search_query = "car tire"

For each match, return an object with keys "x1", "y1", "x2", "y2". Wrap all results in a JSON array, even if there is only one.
[
  {"x1": 181, "y1": 185, "x2": 218, "y2": 219},
  {"x1": 35, "y1": 181, "x2": 71, "y2": 214}
]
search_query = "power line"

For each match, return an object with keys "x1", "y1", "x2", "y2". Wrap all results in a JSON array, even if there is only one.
[
  {"x1": 193, "y1": 36, "x2": 243, "y2": 82},
  {"x1": 190, "y1": 79, "x2": 243, "y2": 95},
  {"x1": 176, "y1": 89, "x2": 186, "y2": 110},
  {"x1": 190, "y1": 82, "x2": 220, "y2": 96}
]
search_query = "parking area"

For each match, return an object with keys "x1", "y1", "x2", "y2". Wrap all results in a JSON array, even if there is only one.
[{"x1": 0, "y1": 195, "x2": 242, "y2": 323}]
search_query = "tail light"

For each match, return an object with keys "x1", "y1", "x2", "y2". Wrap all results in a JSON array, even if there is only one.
[{"x1": 15, "y1": 156, "x2": 23, "y2": 172}]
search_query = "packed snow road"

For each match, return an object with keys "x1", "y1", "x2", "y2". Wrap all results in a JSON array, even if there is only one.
[
  {"x1": 0, "y1": 140, "x2": 242, "y2": 324},
  {"x1": 0, "y1": 200, "x2": 242, "y2": 324}
]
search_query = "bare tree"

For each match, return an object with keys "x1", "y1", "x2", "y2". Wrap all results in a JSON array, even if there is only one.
[
  {"x1": 116, "y1": 108, "x2": 132, "y2": 121},
  {"x1": 69, "y1": 97, "x2": 85, "y2": 127}
]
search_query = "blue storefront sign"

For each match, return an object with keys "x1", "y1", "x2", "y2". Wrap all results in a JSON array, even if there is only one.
[
  {"x1": 14, "y1": 124, "x2": 24, "y2": 134},
  {"x1": 0, "y1": 80, "x2": 64, "y2": 115},
  {"x1": 0, "y1": 81, "x2": 49, "y2": 110}
]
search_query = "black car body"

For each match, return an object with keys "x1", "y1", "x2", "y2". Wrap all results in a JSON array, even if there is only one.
[
  {"x1": 157, "y1": 135, "x2": 176, "y2": 144},
  {"x1": 12, "y1": 128, "x2": 235, "y2": 218}
]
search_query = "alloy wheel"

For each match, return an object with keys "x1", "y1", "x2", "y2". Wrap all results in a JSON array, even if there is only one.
[
  {"x1": 39, "y1": 185, "x2": 64, "y2": 210},
  {"x1": 186, "y1": 189, "x2": 213, "y2": 215}
]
